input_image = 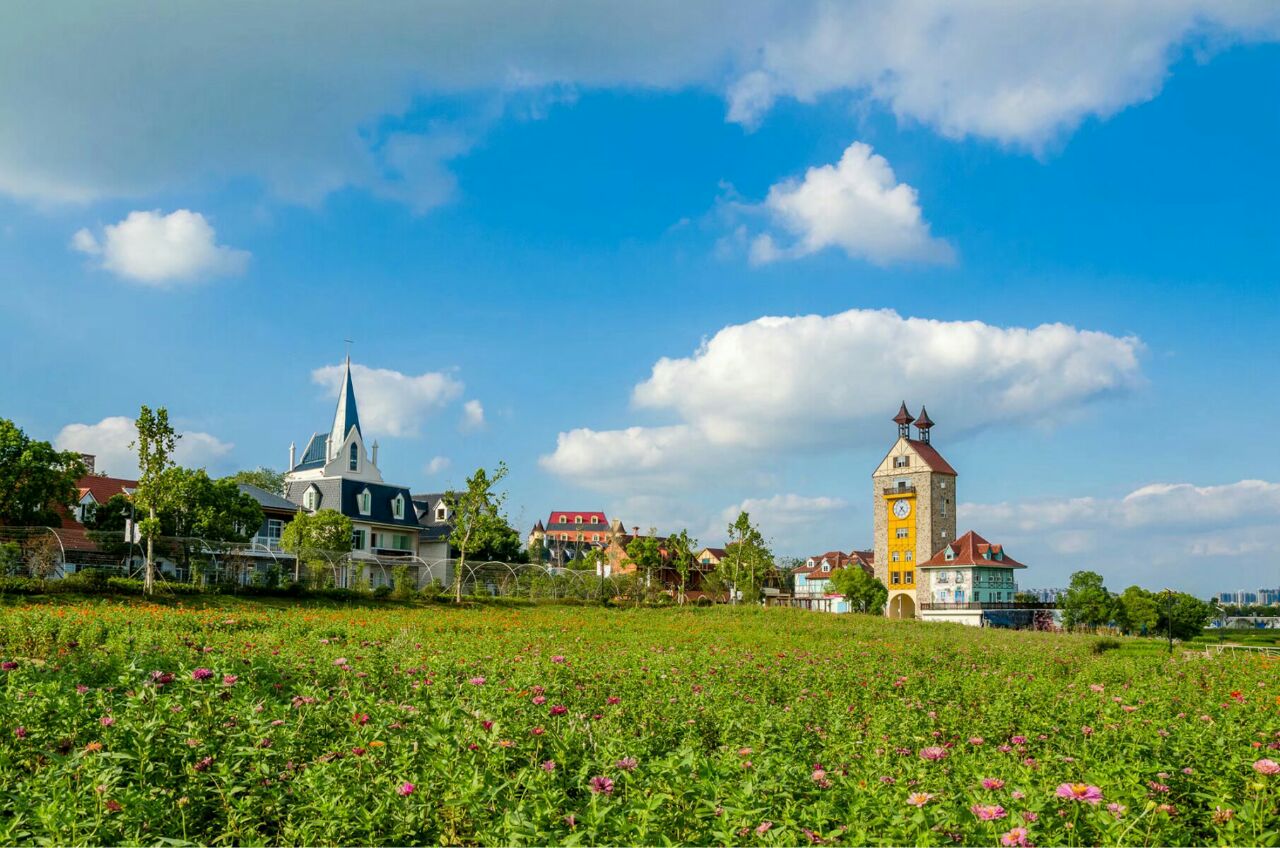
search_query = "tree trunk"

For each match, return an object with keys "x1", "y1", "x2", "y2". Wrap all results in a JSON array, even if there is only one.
[
  {"x1": 454, "y1": 530, "x2": 469, "y2": 603},
  {"x1": 144, "y1": 505, "x2": 156, "y2": 594}
]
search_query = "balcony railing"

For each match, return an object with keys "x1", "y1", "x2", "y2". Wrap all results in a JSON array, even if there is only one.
[
  {"x1": 884, "y1": 486, "x2": 916, "y2": 496},
  {"x1": 921, "y1": 602, "x2": 1057, "y2": 611}
]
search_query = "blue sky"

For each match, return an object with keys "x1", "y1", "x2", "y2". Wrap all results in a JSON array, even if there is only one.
[{"x1": 1, "y1": 3, "x2": 1278, "y2": 595}]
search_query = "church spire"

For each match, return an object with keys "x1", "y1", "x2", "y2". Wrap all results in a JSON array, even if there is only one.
[{"x1": 329, "y1": 353, "x2": 362, "y2": 458}]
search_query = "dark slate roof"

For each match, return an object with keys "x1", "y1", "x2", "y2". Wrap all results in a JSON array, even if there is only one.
[
  {"x1": 334, "y1": 362, "x2": 362, "y2": 441},
  {"x1": 292, "y1": 432, "x2": 328, "y2": 472},
  {"x1": 237, "y1": 483, "x2": 299, "y2": 514},
  {"x1": 283, "y1": 478, "x2": 420, "y2": 529},
  {"x1": 411, "y1": 492, "x2": 453, "y2": 541}
]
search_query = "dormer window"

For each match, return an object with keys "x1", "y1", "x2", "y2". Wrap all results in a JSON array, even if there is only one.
[
  {"x1": 575, "y1": 515, "x2": 583, "y2": 523},
  {"x1": 392, "y1": 494, "x2": 405, "y2": 520},
  {"x1": 303, "y1": 487, "x2": 319, "y2": 511},
  {"x1": 349, "y1": 443, "x2": 358, "y2": 471},
  {"x1": 945, "y1": 547, "x2": 955, "y2": 561},
  {"x1": 590, "y1": 516, "x2": 598, "y2": 524},
  {"x1": 893, "y1": 455, "x2": 909, "y2": 468},
  {"x1": 359, "y1": 489, "x2": 372, "y2": 516},
  {"x1": 822, "y1": 563, "x2": 831, "y2": 572},
  {"x1": 435, "y1": 504, "x2": 447, "y2": 521}
]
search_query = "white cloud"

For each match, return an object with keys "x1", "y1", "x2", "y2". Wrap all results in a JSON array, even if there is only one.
[
  {"x1": 425, "y1": 455, "x2": 451, "y2": 475},
  {"x1": 312, "y1": 363, "x2": 464, "y2": 438},
  {"x1": 747, "y1": 142, "x2": 952, "y2": 266},
  {"x1": 54, "y1": 416, "x2": 234, "y2": 478},
  {"x1": 960, "y1": 479, "x2": 1280, "y2": 593},
  {"x1": 460, "y1": 399, "x2": 486, "y2": 432},
  {"x1": 71, "y1": 209, "x2": 249, "y2": 285},
  {"x1": 2, "y1": 3, "x2": 1276, "y2": 205},
  {"x1": 717, "y1": 493, "x2": 851, "y2": 552},
  {"x1": 542, "y1": 308, "x2": 1143, "y2": 490}
]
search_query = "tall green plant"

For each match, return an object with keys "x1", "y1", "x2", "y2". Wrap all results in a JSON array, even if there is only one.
[
  {"x1": 446, "y1": 462, "x2": 510, "y2": 603},
  {"x1": 132, "y1": 406, "x2": 177, "y2": 595}
]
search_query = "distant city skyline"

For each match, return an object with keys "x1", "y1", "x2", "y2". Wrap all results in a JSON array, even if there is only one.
[{"x1": 2, "y1": 4, "x2": 1279, "y2": 595}]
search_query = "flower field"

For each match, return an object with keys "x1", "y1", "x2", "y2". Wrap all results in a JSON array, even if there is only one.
[{"x1": 1, "y1": 599, "x2": 1277, "y2": 846}]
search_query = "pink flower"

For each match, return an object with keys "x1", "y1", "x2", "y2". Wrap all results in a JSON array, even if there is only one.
[
  {"x1": 972, "y1": 804, "x2": 1008, "y2": 821},
  {"x1": 588, "y1": 775, "x2": 614, "y2": 795},
  {"x1": 606, "y1": 696, "x2": 621, "y2": 705},
  {"x1": 191, "y1": 667, "x2": 213, "y2": 681},
  {"x1": 919, "y1": 746, "x2": 948, "y2": 761},
  {"x1": 532, "y1": 695, "x2": 547, "y2": 705},
  {"x1": 99, "y1": 716, "x2": 115, "y2": 727},
  {"x1": 469, "y1": 676, "x2": 486, "y2": 686},
  {"x1": 13, "y1": 726, "x2": 27, "y2": 739},
  {"x1": 550, "y1": 704, "x2": 568, "y2": 716},
  {"x1": 1000, "y1": 827, "x2": 1031, "y2": 847},
  {"x1": 811, "y1": 768, "x2": 831, "y2": 789},
  {"x1": 1253, "y1": 759, "x2": 1280, "y2": 775},
  {"x1": 968, "y1": 736, "x2": 985, "y2": 746},
  {"x1": 616, "y1": 757, "x2": 638, "y2": 771},
  {"x1": 541, "y1": 760, "x2": 556, "y2": 772},
  {"x1": 1106, "y1": 803, "x2": 1126, "y2": 818},
  {"x1": 1081, "y1": 725, "x2": 1094, "y2": 736},
  {"x1": 1011, "y1": 735, "x2": 1027, "y2": 745},
  {"x1": 982, "y1": 778, "x2": 1005, "y2": 790},
  {"x1": 755, "y1": 822, "x2": 773, "y2": 836},
  {"x1": 1, "y1": 661, "x2": 17, "y2": 671},
  {"x1": 333, "y1": 657, "x2": 347, "y2": 666},
  {"x1": 222, "y1": 674, "x2": 237, "y2": 686},
  {"x1": 906, "y1": 792, "x2": 933, "y2": 807},
  {"x1": 1056, "y1": 783, "x2": 1103, "y2": 804},
  {"x1": 397, "y1": 782, "x2": 414, "y2": 796},
  {"x1": 551, "y1": 655, "x2": 567, "y2": 664},
  {"x1": 482, "y1": 720, "x2": 493, "y2": 731},
  {"x1": 531, "y1": 726, "x2": 545, "y2": 736},
  {"x1": 1089, "y1": 684, "x2": 1104, "y2": 693}
]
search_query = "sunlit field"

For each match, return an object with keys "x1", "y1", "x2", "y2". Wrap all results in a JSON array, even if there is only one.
[{"x1": 1, "y1": 598, "x2": 1276, "y2": 846}]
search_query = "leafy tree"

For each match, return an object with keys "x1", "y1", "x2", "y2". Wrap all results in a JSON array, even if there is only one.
[
  {"x1": 158, "y1": 468, "x2": 264, "y2": 580},
  {"x1": 1115, "y1": 585, "x2": 1159, "y2": 635},
  {"x1": 831, "y1": 565, "x2": 888, "y2": 613},
  {"x1": 225, "y1": 467, "x2": 286, "y2": 495},
  {"x1": 132, "y1": 406, "x2": 178, "y2": 595},
  {"x1": 24, "y1": 534, "x2": 62, "y2": 579},
  {"x1": 280, "y1": 508, "x2": 353, "y2": 586},
  {"x1": 1156, "y1": 590, "x2": 1214, "y2": 642},
  {"x1": 528, "y1": 537, "x2": 546, "y2": 565},
  {"x1": 719, "y1": 511, "x2": 773, "y2": 604},
  {"x1": 470, "y1": 521, "x2": 526, "y2": 563},
  {"x1": 666, "y1": 529, "x2": 698, "y2": 605},
  {"x1": 624, "y1": 530, "x2": 663, "y2": 597},
  {"x1": 446, "y1": 462, "x2": 510, "y2": 603},
  {"x1": 0, "y1": 418, "x2": 86, "y2": 527},
  {"x1": 0, "y1": 541, "x2": 23, "y2": 575},
  {"x1": 1060, "y1": 570, "x2": 1115, "y2": 631},
  {"x1": 1013, "y1": 591, "x2": 1038, "y2": 605}
]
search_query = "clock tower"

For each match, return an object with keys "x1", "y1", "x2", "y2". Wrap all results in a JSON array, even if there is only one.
[{"x1": 873, "y1": 403, "x2": 958, "y2": 619}]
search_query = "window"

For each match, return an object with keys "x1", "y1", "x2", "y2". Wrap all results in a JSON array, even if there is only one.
[
  {"x1": 955, "y1": 589, "x2": 965, "y2": 603},
  {"x1": 893, "y1": 455, "x2": 909, "y2": 468},
  {"x1": 352, "y1": 529, "x2": 367, "y2": 550},
  {"x1": 821, "y1": 563, "x2": 831, "y2": 573},
  {"x1": 896, "y1": 528, "x2": 909, "y2": 539},
  {"x1": 891, "y1": 551, "x2": 900, "y2": 562},
  {"x1": 370, "y1": 532, "x2": 379, "y2": 548},
  {"x1": 392, "y1": 494, "x2": 405, "y2": 520},
  {"x1": 944, "y1": 547, "x2": 954, "y2": 561},
  {"x1": 941, "y1": 503, "x2": 947, "y2": 516},
  {"x1": 591, "y1": 534, "x2": 600, "y2": 542},
  {"x1": 905, "y1": 571, "x2": 913, "y2": 584},
  {"x1": 266, "y1": 519, "x2": 283, "y2": 550},
  {"x1": 891, "y1": 572, "x2": 900, "y2": 584},
  {"x1": 359, "y1": 489, "x2": 372, "y2": 515},
  {"x1": 905, "y1": 551, "x2": 913, "y2": 561},
  {"x1": 937, "y1": 572, "x2": 949, "y2": 583},
  {"x1": 349, "y1": 442, "x2": 358, "y2": 471},
  {"x1": 558, "y1": 514, "x2": 566, "y2": 523},
  {"x1": 575, "y1": 515, "x2": 583, "y2": 523},
  {"x1": 435, "y1": 504, "x2": 447, "y2": 521},
  {"x1": 940, "y1": 481, "x2": 947, "y2": 490},
  {"x1": 303, "y1": 487, "x2": 319, "y2": 510},
  {"x1": 560, "y1": 534, "x2": 568, "y2": 541},
  {"x1": 392, "y1": 534, "x2": 411, "y2": 551},
  {"x1": 955, "y1": 571, "x2": 964, "y2": 583},
  {"x1": 590, "y1": 516, "x2": 599, "y2": 524}
]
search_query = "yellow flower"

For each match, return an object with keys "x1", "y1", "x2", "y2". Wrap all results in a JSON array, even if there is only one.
[{"x1": 369, "y1": 740, "x2": 386, "y2": 748}]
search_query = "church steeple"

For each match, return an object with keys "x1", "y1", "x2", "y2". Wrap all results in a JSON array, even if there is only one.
[{"x1": 329, "y1": 354, "x2": 362, "y2": 459}]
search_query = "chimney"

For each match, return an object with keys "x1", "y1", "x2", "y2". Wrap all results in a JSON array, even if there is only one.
[
  {"x1": 371, "y1": 440, "x2": 379, "y2": 466},
  {"x1": 79, "y1": 453, "x2": 95, "y2": 475},
  {"x1": 289, "y1": 441, "x2": 296, "y2": 468}
]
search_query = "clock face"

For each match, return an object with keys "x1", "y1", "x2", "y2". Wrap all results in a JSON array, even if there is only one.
[{"x1": 893, "y1": 499, "x2": 911, "y2": 519}]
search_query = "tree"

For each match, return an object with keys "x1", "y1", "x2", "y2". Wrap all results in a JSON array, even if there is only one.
[
  {"x1": 666, "y1": 529, "x2": 698, "y2": 605},
  {"x1": 1013, "y1": 591, "x2": 1038, "y2": 605},
  {"x1": 469, "y1": 521, "x2": 526, "y2": 563},
  {"x1": 0, "y1": 418, "x2": 86, "y2": 527},
  {"x1": 280, "y1": 508, "x2": 353, "y2": 586},
  {"x1": 446, "y1": 462, "x2": 510, "y2": 603},
  {"x1": 1156, "y1": 590, "x2": 1213, "y2": 642},
  {"x1": 132, "y1": 406, "x2": 178, "y2": 595},
  {"x1": 624, "y1": 529, "x2": 663, "y2": 599},
  {"x1": 719, "y1": 512, "x2": 773, "y2": 604},
  {"x1": 24, "y1": 534, "x2": 62, "y2": 579},
  {"x1": 1115, "y1": 585, "x2": 1158, "y2": 635},
  {"x1": 528, "y1": 537, "x2": 546, "y2": 565},
  {"x1": 831, "y1": 566, "x2": 888, "y2": 614},
  {"x1": 158, "y1": 468, "x2": 264, "y2": 581},
  {"x1": 1060, "y1": 571, "x2": 1115, "y2": 631},
  {"x1": 224, "y1": 467, "x2": 286, "y2": 495}
]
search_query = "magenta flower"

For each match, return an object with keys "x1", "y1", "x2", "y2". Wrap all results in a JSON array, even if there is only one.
[
  {"x1": 191, "y1": 667, "x2": 213, "y2": 681},
  {"x1": 397, "y1": 782, "x2": 415, "y2": 796},
  {"x1": 971, "y1": 804, "x2": 1008, "y2": 821},
  {"x1": 222, "y1": 674, "x2": 238, "y2": 686},
  {"x1": 551, "y1": 655, "x2": 567, "y2": 664},
  {"x1": 919, "y1": 746, "x2": 948, "y2": 761},
  {"x1": 1, "y1": 661, "x2": 17, "y2": 671},
  {"x1": 1000, "y1": 826, "x2": 1031, "y2": 847},
  {"x1": 588, "y1": 775, "x2": 615, "y2": 795},
  {"x1": 468, "y1": 676, "x2": 486, "y2": 686},
  {"x1": 982, "y1": 778, "x2": 1005, "y2": 790},
  {"x1": 532, "y1": 695, "x2": 546, "y2": 705},
  {"x1": 606, "y1": 696, "x2": 621, "y2": 705},
  {"x1": 968, "y1": 736, "x2": 985, "y2": 746},
  {"x1": 616, "y1": 757, "x2": 638, "y2": 771},
  {"x1": 1011, "y1": 735, "x2": 1027, "y2": 745},
  {"x1": 541, "y1": 760, "x2": 556, "y2": 772},
  {"x1": 1081, "y1": 725, "x2": 1094, "y2": 736},
  {"x1": 13, "y1": 726, "x2": 27, "y2": 739},
  {"x1": 550, "y1": 704, "x2": 568, "y2": 716},
  {"x1": 1056, "y1": 783, "x2": 1103, "y2": 804},
  {"x1": 1254, "y1": 759, "x2": 1280, "y2": 775},
  {"x1": 99, "y1": 716, "x2": 115, "y2": 727}
]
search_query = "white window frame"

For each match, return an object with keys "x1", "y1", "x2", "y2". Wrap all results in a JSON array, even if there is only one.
[
  {"x1": 392, "y1": 494, "x2": 405, "y2": 520},
  {"x1": 435, "y1": 504, "x2": 447, "y2": 521},
  {"x1": 359, "y1": 489, "x2": 372, "y2": 516}
]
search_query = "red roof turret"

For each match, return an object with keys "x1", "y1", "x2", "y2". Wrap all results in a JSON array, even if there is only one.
[
  {"x1": 915, "y1": 406, "x2": 934, "y2": 429},
  {"x1": 893, "y1": 402, "x2": 915, "y2": 426}
]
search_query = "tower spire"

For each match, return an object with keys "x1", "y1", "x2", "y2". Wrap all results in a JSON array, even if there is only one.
[
  {"x1": 915, "y1": 405, "x2": 934, "y2": 444},
  {"x1": 329, "y1": 353, "x2": 362, "y2": 459},
  {"x1": 893, "y1": 401, "x2": 915, "y2": 438}
]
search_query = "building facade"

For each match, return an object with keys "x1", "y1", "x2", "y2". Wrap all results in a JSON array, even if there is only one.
[{"x1": 872, "y1": 404, "x2": 957, "y2": 619}]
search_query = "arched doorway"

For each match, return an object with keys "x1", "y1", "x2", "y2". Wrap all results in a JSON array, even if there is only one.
[{"x1": 888, "y1": 592, "x2": 916, "y2": 619}]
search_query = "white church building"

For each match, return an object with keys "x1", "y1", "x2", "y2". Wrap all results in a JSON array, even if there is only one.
[{"x1": 283, "y1": 356, "x2": 426, "y2": 587}]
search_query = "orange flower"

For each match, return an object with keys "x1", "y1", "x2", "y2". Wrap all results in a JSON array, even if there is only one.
[{"x1": 84, "y1": 741, "x2": 103, "y2": 753}]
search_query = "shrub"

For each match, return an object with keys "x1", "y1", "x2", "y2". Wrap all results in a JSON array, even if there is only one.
[
  {"x1": 372, "y1": 585, "x2": 392, "y2": 600},
  {"x1": 1091, "y1": 637, "x2": 1121, "y2": 654}
]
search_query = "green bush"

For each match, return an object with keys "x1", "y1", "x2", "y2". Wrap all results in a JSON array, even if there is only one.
[
  {"x1": 372, "y1": 585, "x2": 392, "y2": 600},
  {"x1": 1091, "y1": 637, "x2": 1121, "y2": 654}
]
